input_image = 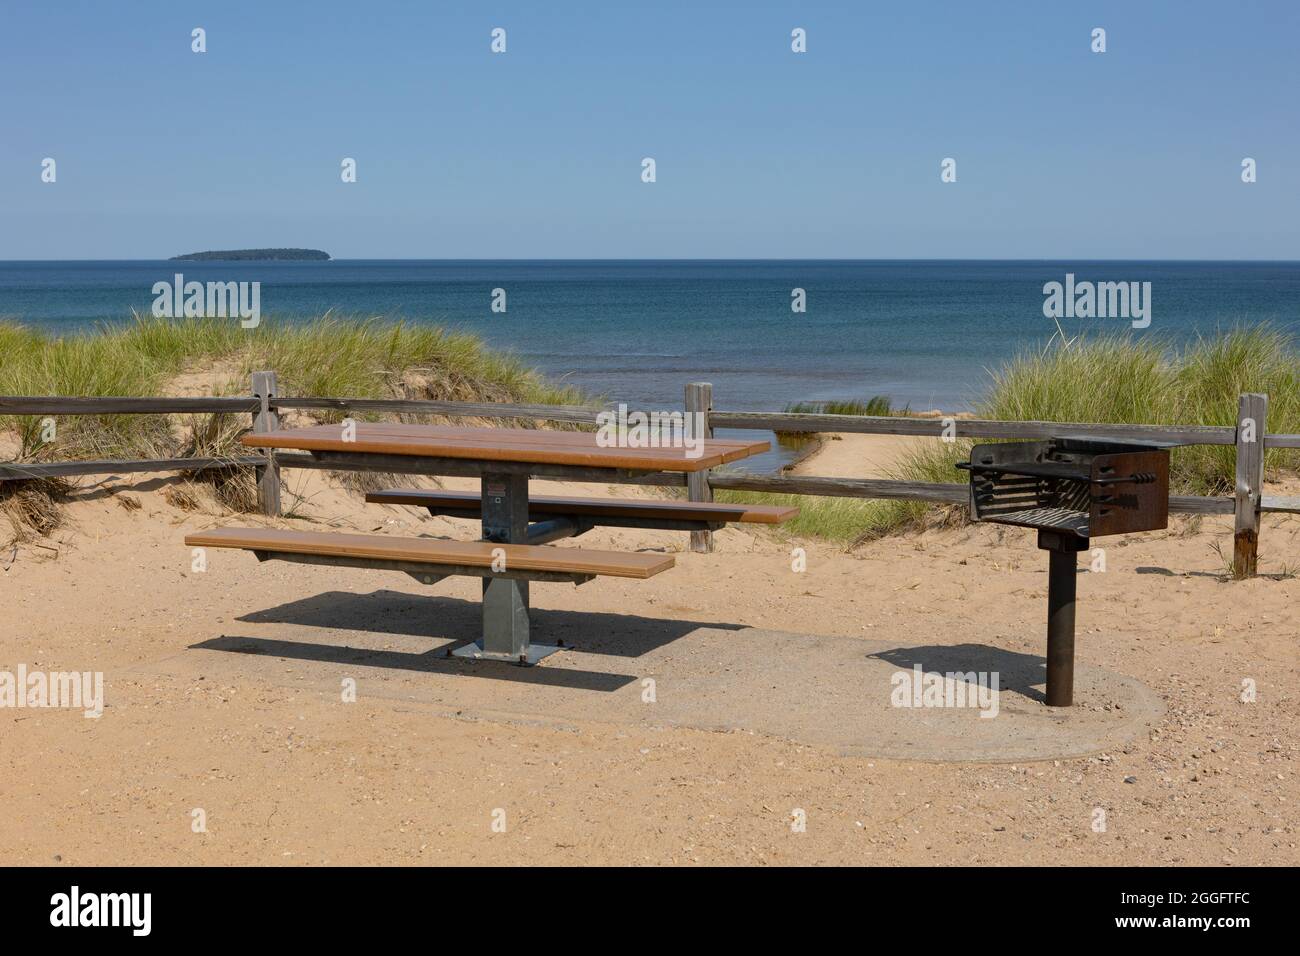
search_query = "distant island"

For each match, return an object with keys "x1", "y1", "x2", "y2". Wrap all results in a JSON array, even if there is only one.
[{"x1": 170, "y1": 248, "x2": 330, "y2": 261}]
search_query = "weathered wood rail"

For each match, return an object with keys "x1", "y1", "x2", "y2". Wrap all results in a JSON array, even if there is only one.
[{"x1": 1, "y1": 377, "x2": 1294, "y2": 579}]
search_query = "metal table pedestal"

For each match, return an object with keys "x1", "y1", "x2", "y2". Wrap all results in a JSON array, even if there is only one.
[{"x1": 451, "y1": 471, "x2": 566, "y2": 665}]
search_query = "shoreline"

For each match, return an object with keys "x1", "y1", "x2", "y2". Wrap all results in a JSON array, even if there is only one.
[
  {"x1": 779, "y1": 409, "x2": 977, "y2": 480},
  {"x1": 6, "y1": 257, "x2": 1299, "y2": 417}
]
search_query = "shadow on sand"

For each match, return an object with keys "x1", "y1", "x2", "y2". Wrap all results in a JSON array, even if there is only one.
[
  {"x1": 190, "y1": 588, "x2": 743, "y2": 692},
  {"x1": 869, "y1": 643, "x2": 1056, "y2": 705}
]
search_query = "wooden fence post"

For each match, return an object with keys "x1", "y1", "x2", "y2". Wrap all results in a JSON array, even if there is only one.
[
  {"x1": 686, "y1": 382, "x2": 714, "y2": 553},
  {"x1": 1233, "y1": 392, "x2": 1267, "y2": 579},
  {"x1": 251, "y1": 370, "x2": 281, "y2": 517}
]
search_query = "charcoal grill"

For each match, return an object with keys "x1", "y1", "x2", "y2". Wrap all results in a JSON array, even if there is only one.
[{"x1": 957, "y1": 437, "x2": 1170, "y2": 706}]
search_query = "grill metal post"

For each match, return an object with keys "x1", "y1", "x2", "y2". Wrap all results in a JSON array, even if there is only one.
[
  {"x1": 1045, "y1": 546, "x2": 1078, "y2": 706},
  {"x1": 1039, "y1": 530, "x2": 1086, "y2": 706}
]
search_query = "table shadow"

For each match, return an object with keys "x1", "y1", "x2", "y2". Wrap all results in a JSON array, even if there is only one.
[
  {"x1": 232, "y1": 588, "x2": 741, "y2": 659},
  {"x1": 189, "y1": 633, "x2": 637, "y2": 691}
]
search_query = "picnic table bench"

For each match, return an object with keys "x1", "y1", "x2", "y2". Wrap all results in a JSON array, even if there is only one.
[{"x1": 186, "y1": 422, "x2": 793, "y2": 664}]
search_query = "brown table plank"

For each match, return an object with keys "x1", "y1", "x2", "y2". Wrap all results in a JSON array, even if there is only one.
[
  {"x1": 242, "y1": 424, "x2": 768, "y2": 472},
  {"x1": 295, "y1": 421, "x2": 763, "y2": 452}
]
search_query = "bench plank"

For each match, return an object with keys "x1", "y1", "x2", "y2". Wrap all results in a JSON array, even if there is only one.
[
  {"x1": 365, "y1": 489, "x2": 799, "y2": 524},
  {"x1": 184, "y1": 527, "x2": 675, "y2": 579}
]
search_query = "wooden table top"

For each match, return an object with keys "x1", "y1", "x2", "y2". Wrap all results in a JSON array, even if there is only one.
[{"x1": 242, "y1": 422, "x2": 768, "y2": 473}]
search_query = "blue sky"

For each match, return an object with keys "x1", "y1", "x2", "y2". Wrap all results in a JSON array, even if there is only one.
[{"x1": 1, "y1": 0, "x2": 1297, "y2": 259}]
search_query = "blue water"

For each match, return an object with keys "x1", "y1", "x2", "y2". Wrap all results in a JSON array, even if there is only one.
[{"x1": 2, "y1": 258, "x2": 1297, "y2": 414}]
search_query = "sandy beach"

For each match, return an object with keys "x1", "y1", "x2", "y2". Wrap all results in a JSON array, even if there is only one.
[{"x1": 2, "y1": 426, "x2": 1296, "y2": 867}]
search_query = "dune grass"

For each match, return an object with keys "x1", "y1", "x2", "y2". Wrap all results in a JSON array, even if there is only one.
[
  {"x1": 0, "y1": 312, "x2": 588, "y2": 461},
  {"x1": 4, "y1": 314, "x2": 1298, "y2": 547},
  {"x1": 0, "y1": 313, "x2": 593, "y2": 540},
  {"x1": 783, "y1": 396, "x2": 897, "y2": 417},
  {"x1": 711, "y1": 489, "x2": 917, "y2": 546},
  {"x1": 716, "y1": 435, "x2": 967, "y2": 546},
  {"x1": 728, "y1": 326, "x2": 1300, "y2": 545},
  {"x1": 979, "y1": 326, "x2": 1300, "y2": 494}
]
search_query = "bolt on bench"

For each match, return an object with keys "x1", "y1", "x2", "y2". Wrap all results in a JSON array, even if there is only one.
[
  {"x1": 187, "y1": 423, "x2": 792, "y2": 665},
  {"x1": 957, "y1": 436, "x2": 1170, "y2": 706}
]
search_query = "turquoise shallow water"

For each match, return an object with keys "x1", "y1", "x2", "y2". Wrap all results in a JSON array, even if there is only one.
[{"x1": 3, "y1": 259, "x2": 1297, "y2": 470}]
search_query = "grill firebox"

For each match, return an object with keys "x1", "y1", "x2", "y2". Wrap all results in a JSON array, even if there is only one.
[{"x1": 957, "y1": 437, "x2": 1171, "y2": 706}]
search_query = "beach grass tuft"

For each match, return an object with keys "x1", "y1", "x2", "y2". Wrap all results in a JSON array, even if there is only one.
[
  {"x1": 0, "y1": 314, "x2": 591, "y2": 540},
  {"x1": 0, "y1": 313, "x2": 587, "y2": 459},
  {"x1": 977, "y1": 326, "x2": 1300, "y2": 494},
  {"x1": 729, "y1": 325, "x2": 1300, "y2": 543},
  {"x1": 783, "y1": 396, "x2": 897, "y2": 417}
]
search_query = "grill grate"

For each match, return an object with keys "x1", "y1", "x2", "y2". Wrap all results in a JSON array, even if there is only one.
[
  {"x1": 958, "y1": 438, "x2": 1169, "y2": 539},
  {"x1": 981, "y1": 506, "x2": 1090, "y2": 535}
]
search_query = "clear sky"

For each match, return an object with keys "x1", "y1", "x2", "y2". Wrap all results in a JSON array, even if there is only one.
[{"x1": 2, "y1": 0, "x2": 1296, "y2": 260}]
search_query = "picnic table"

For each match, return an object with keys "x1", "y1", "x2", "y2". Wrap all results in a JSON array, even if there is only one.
[{"x1": 187, "y1": 423, "x2": 791, "y2": 665}]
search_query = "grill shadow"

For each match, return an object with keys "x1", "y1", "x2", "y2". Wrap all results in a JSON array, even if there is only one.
[{"x1": 869, "y1": 643, "x2": 1054, "y2": 705}]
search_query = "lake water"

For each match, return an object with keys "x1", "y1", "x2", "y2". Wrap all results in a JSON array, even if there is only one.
[{"x1": 3, "y1": 259, "x2": 1297, "y2": 470}]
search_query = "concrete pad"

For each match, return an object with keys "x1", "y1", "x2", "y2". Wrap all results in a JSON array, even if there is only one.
[{"x1": 133, "y1": 589, "x2": 1163, "y2": 763}]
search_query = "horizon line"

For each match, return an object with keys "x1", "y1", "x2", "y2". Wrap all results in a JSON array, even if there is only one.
[{"x1": 3, "y1": 257, "x2": 1299, "y2": 264}]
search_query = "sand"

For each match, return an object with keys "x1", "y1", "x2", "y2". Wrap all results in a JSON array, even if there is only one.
[
  {"x1": 1, "y1": 432, "x2": 1297, "y2": 866},
  {"x1": 788, "y1": 432, "x2": 934, "y2": 479}
]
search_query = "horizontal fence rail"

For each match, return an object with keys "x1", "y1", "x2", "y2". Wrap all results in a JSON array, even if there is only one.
[
  {"x1": 708, "y1": 472, "x2": 1300, "y2": 516},
  {"x1": 0, "y1": 456, "x2": 264, "y2": 482},
  {"x1": 0, "y1": 396, "x2": 607, "y2": 422},
  {"x1": 710, "y1": 410, "x2": 1239, "y2": 446},
  {"x1": 269, "y1": 397, "x2": 606, "y2": 425},
  {"x1": 0, "y1": 375, "x2": 1293, "y2": 578},
  {"x1": 0, "y1": 396, "x2": 260, "y2": 415},
  {"x1": 1263, "y1": 434, "x2": 1300, "y2": 448}
]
